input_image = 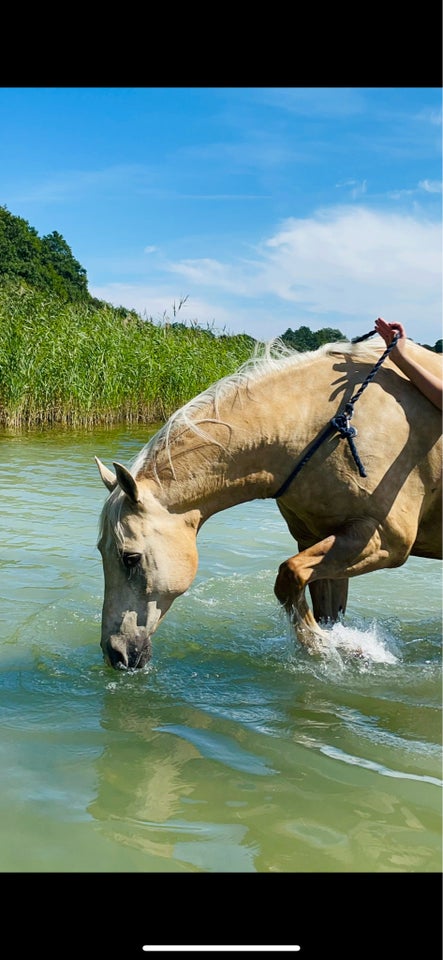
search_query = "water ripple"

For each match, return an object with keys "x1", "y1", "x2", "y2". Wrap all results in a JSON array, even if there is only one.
[{"x1": 154, "y1": 724, "x2": 277, "y2": 775}]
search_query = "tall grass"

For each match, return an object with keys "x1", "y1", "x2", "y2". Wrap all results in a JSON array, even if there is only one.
[{"x1": 0, "y1": 284, "x2": 256, "y2": 427}]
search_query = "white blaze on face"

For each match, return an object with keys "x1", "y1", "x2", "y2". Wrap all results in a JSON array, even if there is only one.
[
  {"x1": 119, "y1": 605, "x2": 162, "y2": 636},
  {"x1": 145, "y1": 598, "x2": 166, "y2": 634},
  {"x1": 118, "y1": 599, "x2": 170, "y2": 640}
]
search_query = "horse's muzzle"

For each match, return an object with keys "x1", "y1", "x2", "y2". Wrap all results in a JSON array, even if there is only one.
[{"x1": 103, "y1": 632, "x2": 153, "y2": 670}]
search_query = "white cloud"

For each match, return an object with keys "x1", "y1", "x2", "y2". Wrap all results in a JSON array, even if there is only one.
[
  {"x1": 250, "y1": 87, "x2": 366, "y2": 117},
  {"x1": 260, "y1": 207, "x2": 440, "y2": 302},
  {"x1": 335, "y1": 179, "x2": 368, "y2": 199},
  {"x1": 91, "y1": 205, "x2": 442, "y2": 346},
  {"x1": 89, "y1": 283, "x2": 237, "y2": 330},
  {"x1": 8, "y1": 164, "x2": 156, "y2": 205},
  {"x1": 416, "y1": 107, "x2": 442, "y2": 126},
  {"x1": 167, "y1": 258, "x2": 254, "y2": 295},
  {"x1": 387, "y1": 189, "x2": 415, "y2": 199},
  {"x1": 419, "y1": 179, "x2": 442, "y2": 194}
]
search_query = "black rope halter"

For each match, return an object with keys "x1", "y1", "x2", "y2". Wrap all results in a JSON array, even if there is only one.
[{"x1": 272, "y1": 330, "x2": 400, "y2": 499}]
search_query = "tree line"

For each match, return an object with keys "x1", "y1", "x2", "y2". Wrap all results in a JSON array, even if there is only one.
[{"x1": 0, "y1": 205, "x2": 93, "y2": 304}]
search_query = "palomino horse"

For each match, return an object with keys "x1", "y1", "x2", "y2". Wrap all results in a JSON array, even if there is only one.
[{"x1": 95, "y1": 337, "x2": 442, "y2": 670}]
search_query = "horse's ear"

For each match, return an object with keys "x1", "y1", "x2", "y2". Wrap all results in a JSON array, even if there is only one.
[
  {"x1": 95, "y1": 456, "x2": 117, "y2": 492},
  {"x1": 113, "y1": 462, "x2": 141, "y2": 503}
]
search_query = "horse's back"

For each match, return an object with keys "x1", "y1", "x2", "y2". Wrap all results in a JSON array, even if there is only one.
[{"x1": 279, "y1": 340, "x2": 441, "y2": 561}]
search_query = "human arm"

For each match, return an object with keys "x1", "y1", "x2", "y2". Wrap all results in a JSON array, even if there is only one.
[{"x1": 374, "y1": 318, "x2": 442, "y2": 411}]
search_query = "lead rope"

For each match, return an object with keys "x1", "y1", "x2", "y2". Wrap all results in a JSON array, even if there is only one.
[{"x1": 272, "y1": 330, "x2": 400, "y2": 498}]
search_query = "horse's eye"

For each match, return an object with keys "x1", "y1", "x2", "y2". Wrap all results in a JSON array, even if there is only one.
[{"x1": 121, "y1": 552, "x2": 142, "y2": 569}]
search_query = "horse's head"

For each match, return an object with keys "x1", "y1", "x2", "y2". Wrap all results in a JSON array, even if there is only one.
[{"x1": 95, "y1": 457, "x2": 200, "y2": 670}]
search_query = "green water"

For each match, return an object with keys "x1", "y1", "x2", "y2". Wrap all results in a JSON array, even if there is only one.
[{"x1": 0, "y1": 426, "x2": 441, "y2": 876}]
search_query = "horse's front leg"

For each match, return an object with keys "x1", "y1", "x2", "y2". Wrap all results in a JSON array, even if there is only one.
[
  {"x1": 274, "y1": 519, "x2": 396, "y2": 654},
  {"x1": 274, "y1": 539, "x2": 336, "y2": 653},
  {"x1": 308, "y1": 578, "x2": 349, "y2": 624}
]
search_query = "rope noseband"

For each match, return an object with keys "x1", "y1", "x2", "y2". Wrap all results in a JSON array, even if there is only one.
[{"x1": 272, "y1": 330, "x2": 399, "y2": 499}]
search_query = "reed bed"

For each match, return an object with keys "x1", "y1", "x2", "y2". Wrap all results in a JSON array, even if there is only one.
[{"x1": 0, "y1": 285, "x2": 255, "y2": 427}]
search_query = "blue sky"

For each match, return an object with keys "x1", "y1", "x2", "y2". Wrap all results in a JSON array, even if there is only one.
[{"x1": 1, "y1": 87, "x2": 441, "y2": 345}]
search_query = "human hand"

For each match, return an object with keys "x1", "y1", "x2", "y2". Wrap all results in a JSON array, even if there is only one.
[{"x1": 374, "y1": 317, "x2": 406, "y2": 347}]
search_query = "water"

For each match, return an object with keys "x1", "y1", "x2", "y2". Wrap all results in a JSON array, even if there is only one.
[{"x1": 0, "y1": 425, "x2": 441, "y2": 884}]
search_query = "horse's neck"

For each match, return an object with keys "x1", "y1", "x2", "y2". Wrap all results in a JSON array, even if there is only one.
[
  {"x1": 145, "y1": 421, "x2": 278, "y2": 518},
  {"x1": 142, "y1": 359, "x2": 330, "y2": 519}
]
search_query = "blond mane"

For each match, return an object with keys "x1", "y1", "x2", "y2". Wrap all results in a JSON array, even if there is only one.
[{"x1": 129, "y1": 336, "x2": 383, "y2": 481}]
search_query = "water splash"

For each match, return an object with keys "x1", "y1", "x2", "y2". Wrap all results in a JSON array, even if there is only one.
[
  {"x1": 326, "y1": 619, "x2": 399, "y2": 664},
  {"x1": 285, "y1": 617, "x2": 400, "y2": 676}
]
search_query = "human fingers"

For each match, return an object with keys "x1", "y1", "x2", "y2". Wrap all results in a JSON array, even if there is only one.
[
  {"x1": 374, "y1": 317, "x2": 392, "y2": 343},
  {"x1": 388, "y1": 322, "x2": 406, "y2": 338},
  {"x1": 375, "y1": 318, "x2": 405, "y2": 343}
]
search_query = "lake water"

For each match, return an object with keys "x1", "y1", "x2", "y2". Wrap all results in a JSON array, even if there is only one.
[{"x1": 1, "y1": 425, "x2": 441, "y2": 893}]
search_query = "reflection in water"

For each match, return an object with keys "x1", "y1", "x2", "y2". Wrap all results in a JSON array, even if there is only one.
[
  {"x1": 85, "y1": 642, "x2": 442, "y2": 873},
  {"x1": 88, "y1": 687, "x2": 263, "y2": 871},
  {"x1": 89, "y1": 691, "x2": 196, "y2": 823},
  {"x1": 154, "y1": 724, "x2": 277, "y2": 775}
]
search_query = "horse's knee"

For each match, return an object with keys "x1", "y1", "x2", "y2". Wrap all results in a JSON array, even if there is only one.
[
  {"x1": 274, "y1": 556, "x2": 303, "y2": 607},
  {"x1": 275, "y1": 539, "x2": 332, "y2": 603}
]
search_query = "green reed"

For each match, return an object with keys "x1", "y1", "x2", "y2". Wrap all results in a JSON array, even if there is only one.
[{"x1": 0, "y1": 284, "x2": 255, "y2": 427}]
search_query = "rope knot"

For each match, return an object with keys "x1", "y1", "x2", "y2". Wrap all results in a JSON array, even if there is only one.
[
  {"x1": 330, "y1": 410, "x2": 357, "y2": 440},
  {"x1": 330, "y1": 404, "x2": 366, "y2": 478}
]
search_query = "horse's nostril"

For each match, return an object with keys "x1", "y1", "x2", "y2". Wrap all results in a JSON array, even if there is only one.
[
  {"x1": 127, "y1": 637, "x2": 153, "y2": 669},
  {"x1": 114, "y1": 655, "x2": 129, "y2": 670},
  {"x1": 103, "y1": 634, "x2": 152, "y2": 670},
  {"x1": 127, "y1": 649, "x2": 143, "y2": 669},
  {"x1": 102, "y1": 635, "x2": 129, "y2": 670},
  {"x1": 106, "y1": 645, "x2": 128, "y2": 670}
]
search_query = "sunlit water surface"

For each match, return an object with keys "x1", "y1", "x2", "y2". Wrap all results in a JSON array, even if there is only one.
[{"x1": 0, "y1": 426, "x2": 441, "y2": 873}]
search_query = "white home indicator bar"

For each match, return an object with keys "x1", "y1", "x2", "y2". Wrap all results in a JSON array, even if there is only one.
[{"x1": 142, "y1": 948, "x2": 301, "y2": 953}]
